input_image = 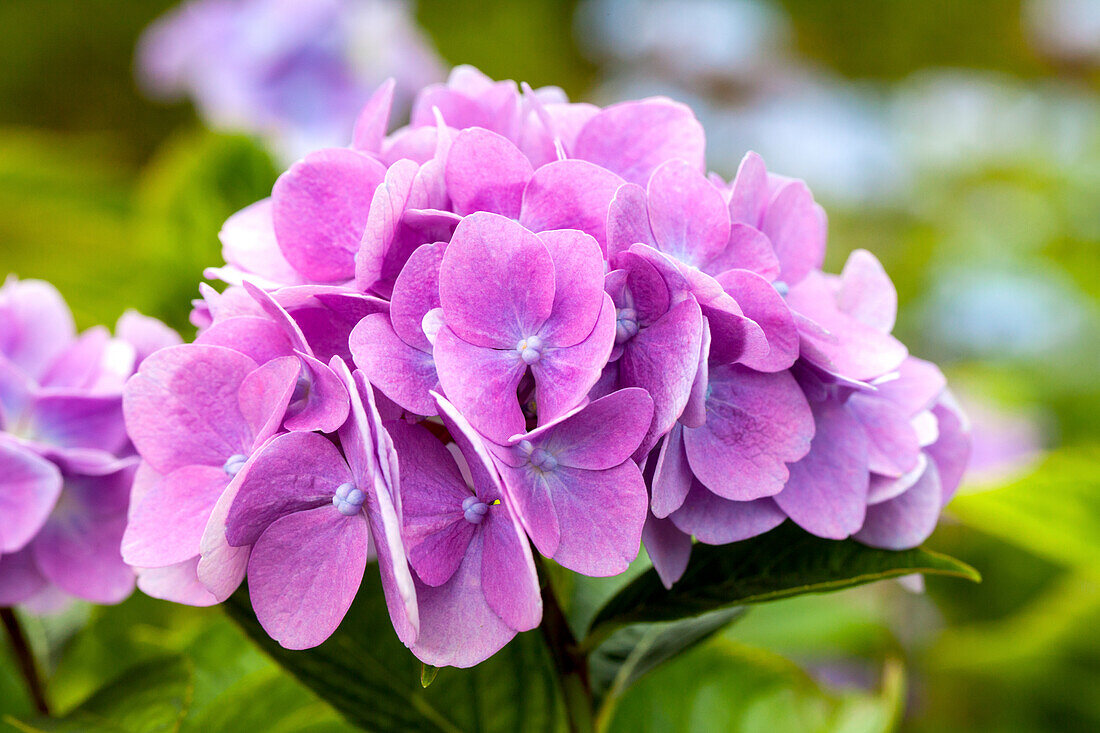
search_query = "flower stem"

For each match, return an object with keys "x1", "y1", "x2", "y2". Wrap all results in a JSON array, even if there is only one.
[
  {"x1": 1, "y1": 607, "x2": 50, "y2": 715},
  {"x1": 536, "y1": 559, "x2": 594, "y2": 733}
]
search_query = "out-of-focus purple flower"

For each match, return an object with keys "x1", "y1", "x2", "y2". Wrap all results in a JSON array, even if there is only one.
[
  {"x1": 0, "y1": 277, "x2": 179, "y2": 609},
  {"x1": 137, "y1": 0, "x2": 445, "y2": 162}
]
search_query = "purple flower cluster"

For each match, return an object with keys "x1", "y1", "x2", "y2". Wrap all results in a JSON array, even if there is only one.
[
  {"x1": 0, "y1": 277, "x2": 179, "y2": 611},
  {"x1": 123, "y1": 68, "x2": 971, "y2": 667}
]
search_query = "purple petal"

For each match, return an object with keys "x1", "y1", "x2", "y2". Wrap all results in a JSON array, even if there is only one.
[
  {"x1": 524, "y1": 387, "x2": 654, "y2": 470},
  {"x1": 875, "y1": 357, "x2": 946, "y2": 417},
  {"x1": 683, "y1": 365, "x2": 814, "y2": 501},
  {"x1": 236, "y1": 356, "x2": 299, "y2": 447},
  {"x1": 680, "y1": 316, "x2": 711, "y2": 429},
  {"x1": 29, "y1": 392, "x2": 127, "y2": 455},
  {"x1": 670, "y1": 482, "x2": 786, "y2": 545},
  {"x1": 273, "y1": 148, "x2": 386, "y2": 282},
  {"x1": 479, "y1": 502, "x2": 541, "y2": 632},
  {"x1": 335, "y1": 360, "x2": 419, "y2": 645},
  {"x1": 354, "y1": 158, "x2": 420, "y2": 294},
  {"x1": 727, "y1": 151, "x2": 769, "y2": 227},
  {"x1": 0, "y1": 439, "x2": 62, "y2": 553},
  {"x1": 538, "y1": 228, "x2": 607, "y2": 347},
  {"x1": 716, "y1": 269, "x2": 798, "y2": 372},
  {"x1": 0, "y1": 355, "x2": 35, "y2": 430},
  {"x1": 197, "y1": 472, "x2": 250, "y2": 602},
  {"x1": 283, "y1": 353, "x2": 350, "y2": 434},
  {"x1": 760, "y1": 181, "x2": 826, "y2": 287},
  {"x1": 494, "y1": 462, "x2": 561, "y2": 560},
  {"x1": 136, "y1": 558, "x2": 218, "y2": 607},
  {"x1": 572, "y1": 98, "x2": 705, "y2": 186},
  {"x1": 122, "y1": 464, "x2": 229, "y2": 567},
  {"x1": 389, "y1": 242, "x2": 445, "y2": 352},
  {"x1": 39, "y1": 326, "x2": 111, "y2": 390},
  {"x1": 351, "y1": 78, "x2": 395, "y2": 153},
  {"x1": 606, "y1": 183, "x2": 655, "y2": 259},
  {"x1": 788, "y1": 273, "x2": 908, "y2": 381},
  {"x1": 926, "y1": 391, "x2": 971, "y2": 503},
  {"x1": 350, "y1": 314, "x2": 439, "y2": 416},
  {"x1": 847, "y1": 393, "x2": 921, "y2": 478},
  {"x1": 226, "y1": 431, "x2": 352, "y2": 547},
  {"x1": 856, "y1": 461, "x2": 942, "y2": 550},
  {"x1": 619, "y1": 297, "x2": 703, "y2": 453},
  {"x1": 775, "y1": 399, "x2": 869, "y2": 539},
  {"x1": 123, "y1": 344, "x2": 258, "y2": 474},
  {"x1": 642, "y1": 512, "x2": 692, "y2": 589},
  {"x1": 0, "y1": 547, "x2": 48, "y2": 606},
  {"x1": 248, "y1": 507, "x2": 368, "y2": 650},
  {"x1": 710, "y1": 225, "x2": 780, "y2": 282},
  {"x1": 542, "y1": 462, "x2": 647, "y2": 576},
  {"x1": 519, "y1": 159, "x2": 625, "y2": 249},
  {"x1": 434, "y1": 326, "x2": 526, "y2": 443},
  {"x1": 836, "y1": 250, "x2": 897, "y2": 333},
  {"x1": 439, "y1": 212, "x2": 554, "y2": 347},
  {"x1": 530, "y1": 295, "x2": 616, "y2": 426},
  {"x1": 387, "y1": 420, "x2": 474, "y2": 587},
  {"x1": 0, "y1": 277, "x2": 75, "y2": 381},
  {"x1": 446, "y1": 127, "x2": 533, "y2": 218},
  {"x1": 195, "y1": 316, "x2": 294, "y2": 364},
  {"x1": 219, "y1": 199, "x2": 305, "y2": 287},
  {"x1": 410, "y1": 534, "x2": 518, "y2": 668},
  {"x1": 651, "y1": 424, "x2": 692, "y2": 518},
  {"x1": 647, "y1": 159, "x2": 730, "y2": 268},
  {"x1": 33, "y1": 466, "x2": 136, "y2": 603}
]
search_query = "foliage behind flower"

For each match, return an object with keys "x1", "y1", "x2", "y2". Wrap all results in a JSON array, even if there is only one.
[
  {"x1": 121, "y1": 66, "x2": 971, "y2": 668},
  {"x1": 0, "y1": 277, "x2": 179, "y2": 611}
]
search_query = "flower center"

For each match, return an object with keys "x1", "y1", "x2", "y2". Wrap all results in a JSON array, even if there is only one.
[
  {"x1": 332, "y1": 482, "x2": 366, "y2": 516},
  {"x1": 615, "y1": 307, "x2": 639, "y2": 344},
  {"x1": 223, "y1": 454, "x2": 248, "y2": 476},
  {"x1": 518, "y1": 439, "x2": 558, "y2": 473},
  {"x1": 515, "y1": 335, "x2": 544, "y2": 364},
  {"x1": 772, "y1": 280, "x2": 789, "y2": 297},
  {"x1": 461, "y1": 495, "x2": 489, "y2": 524}
]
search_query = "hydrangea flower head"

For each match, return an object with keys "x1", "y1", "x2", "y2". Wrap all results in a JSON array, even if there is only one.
[{"x1": 123, "y1": 68, "x2": 970, "y2": 664}]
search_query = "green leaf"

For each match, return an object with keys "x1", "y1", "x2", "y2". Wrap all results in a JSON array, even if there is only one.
[
  {"x1": 589, "y1": 606, "x2": 747, "y2": 707},
  {"x1": 601, "y1": 639, "x2": 904, "y2": 733},
  {"x1": 586, "y1": 523, "x2": 979, "y2": 645},
  {"x1": 6, "y1": 655, "x2": 194, "y2": 733},
  {"x1": 224, "y1": 576, "x2": 563, "y2": 732},
  {"x1": 948, "y1": 445, "x2": 1100, "y2": 572}
]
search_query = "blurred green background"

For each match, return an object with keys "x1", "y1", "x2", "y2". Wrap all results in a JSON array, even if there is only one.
[{"x1": 1, "y1": 0, "x2": 1098, "y2": 731}]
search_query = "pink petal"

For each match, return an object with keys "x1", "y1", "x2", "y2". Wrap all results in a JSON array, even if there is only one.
[
  {"x1": 651, "y1": 424, "x2": 692, "y2": 518},
  {"x1": 519, "y1": 159, "x2": 625, "y2": 249},
  {"x1": 247, "y1": 507, "x2": 368, "y2": 650},
  {"x1": 350, "y1": 314, "x2": 439, "y2": 416},
  {"x1": 434, "y1": 326, "x2": 526, "y2": 443},
  {"x1": 573, "y1": 98, "x2": 705, "y2": 186},
  {"x1": 237, "y1": 356, "x2": 299, "y2": 447},
  {"x1": 273, "y1": 148, "x2": 386, "y2": 282},
  {"x1": 683, "y1": 365, "x2": 814, "y2": 501},
  {"x1": 856, "y1": 461, "x2": 942, "y2": 550},
  {"x1": 760, "y1": 181, "x2": 826, "y2": 287},
  {"x1": 195, "y1": 316, "x2": 295, "y2": 364},
  {"x1": 642, "y1": 512, "x2": 692, "y2": 589},
  {"x1": 122, "y1": 464, "x2": 229, "y2": 567},
  {"x1": 480, "y1": 503, "x2": 541, "y2": 632},
  {"x1": 538, "y1": 228, "x2": 607, "y2": 348},
  {"x1": 439, "y1": 212, "x2": 554, "y2": 348},
  {"x1": 136, "y1": 558, "x2": 218, "y2": 607},
  {"x1": 351, "y1": 78, "x2": 395, "y2": 153},
  {"x1": 606, "y1": 182, "x2": 656, "y2": 260},
  {"x1": 647, "y1": 159, "x2": 730, "y2": 268},
  {"x1": 775, "y1": 399, "x2": 869, "y2": 539},
  {"x1": 524, "y1": 387, "x2": 654, "y2": 471},
  {"x1": 717, "y1": 269, "x2": 798, "y2": 373},
  {"x1": 389, "y1": 242, "x2": 445, "y2": 352},
  {"x1": 219, "y1": 199, "x2": 305, "y2": 287},
  {"x1": 0, "y1": 277, "x2": 75, "y2": 381},
  {"x1": 836, "y1": 249, "x2": 897, "y2": 333},
  {"x1": 123, "y1": 344, "x2": 258, "y2": 474},
  {"x1": 727, "y1": 151, "x2": 770, "y2": 227},
  {"x1": 670, "y1": 483, "x2": 786, "y2": 545},
  {"x1": 0, "y1": 547, "x2": 48, "y2": 606},
  {"x1": 226, "y1": 431, "x2": 353, "y2": 547},
  {"x1": 848, "y1": 393, "x2": 921, "y2": 478},
  {"x1": 445, "y1": 127, "x2": 533, "y2": 218},
  {"x1": 0, "y1": 439, "x2": 62, "y2": 553}
]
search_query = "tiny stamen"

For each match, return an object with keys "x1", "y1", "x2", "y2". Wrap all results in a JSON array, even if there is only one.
[
  {"x1": 516, "y1": 335, "x2": 544, "y2": 365},
  {"x1": 223, "y1": 454, "x2": 248, "y2": 476},
  {"x1": 461, "y1": 494, "x2": 489, "y2": 524},
  {"x1": 332, "y1": 482, "x2": 366, "y2": 516}
]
